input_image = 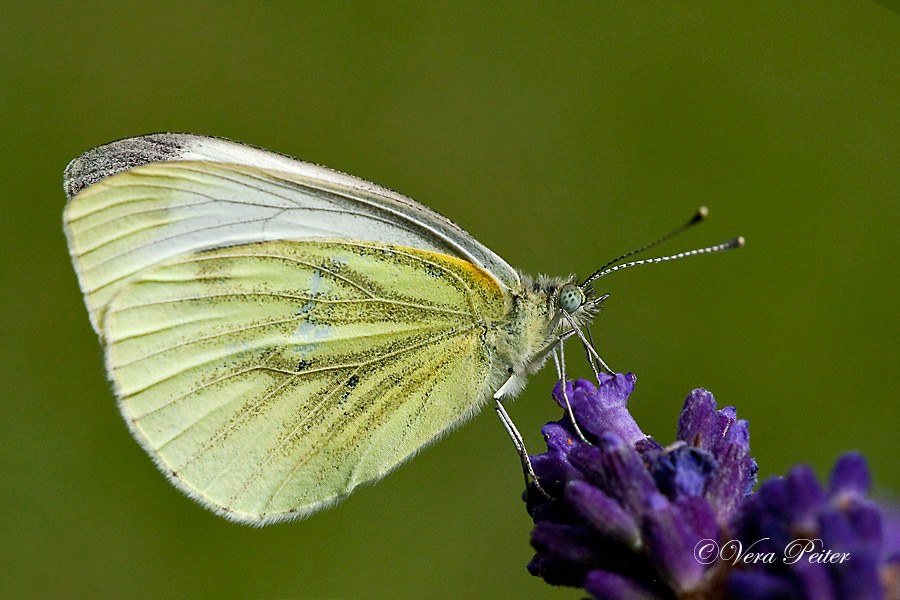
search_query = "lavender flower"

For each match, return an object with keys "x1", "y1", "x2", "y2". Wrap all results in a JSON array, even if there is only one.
[{"x1": 525, "y1": 374, "x2": 899, "y2": 600}]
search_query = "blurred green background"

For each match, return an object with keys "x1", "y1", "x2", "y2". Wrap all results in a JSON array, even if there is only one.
[{"x1": 2, "y1": 2, "x2": 898, "y2": 599}]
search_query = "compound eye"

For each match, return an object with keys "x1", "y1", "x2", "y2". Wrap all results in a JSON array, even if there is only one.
[{"x1": 558, "y1": 283, "x2": 584, "y2": 313}]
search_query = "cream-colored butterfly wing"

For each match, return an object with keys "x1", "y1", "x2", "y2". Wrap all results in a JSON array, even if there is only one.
[
  {"x1": 104, "y1": 239, "x2": 507, "y2": 523},
  {"x1": 64, "y1": 134, "x2": 519, "y2": 333},
  {"x1": 63, "y1": 135, "x2": 532, "y2": 524}
]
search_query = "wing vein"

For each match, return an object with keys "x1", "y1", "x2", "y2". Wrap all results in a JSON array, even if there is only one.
[
  {"x1": 336, "y1": 241, "x2": 483, "y2": 316},
  {"x1": 122, "y1": 322, "x2": 452, "y2": 400},
  {"x1": 169, "y1": 162, "x2": 494, "y2": 275},
  {"x1": 252, "y1": 324, "x2": 480, "y2": 512},
  {"x1": 131, "y1": 363, "x2": 357, "y2": 423},
  {"x1": 165, "y1": 252, "x2": 379, "y2": 299},
  {"x1": 81, "y1": 215, "x2": 279, "y2": 291},
  {"x1": 115, "y1": 292, "x2": 470, "y2": 319},
  {"x1": 172, "y1": 323, "x2": 478, "y2": 474}
]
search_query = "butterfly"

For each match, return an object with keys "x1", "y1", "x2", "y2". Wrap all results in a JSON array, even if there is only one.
[{"x1": 64, "y1": 133, "x2": 741, "y2": 524}]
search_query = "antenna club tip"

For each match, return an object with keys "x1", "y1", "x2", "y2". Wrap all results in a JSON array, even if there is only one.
[
  {"x1": 736, "y1": 236, "x2": 745, "y2": 247},
  {"x1": 697, "y1": 206, "x2": 709, "y2": 220}
]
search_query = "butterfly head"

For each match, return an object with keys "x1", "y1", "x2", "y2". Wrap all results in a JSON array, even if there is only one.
[
  {"x1": 546, "y1": 281, "x2": 605, "y2": 339},
  {"x1": 556, "y1": 281, "x2": 606, "y2": 315}
]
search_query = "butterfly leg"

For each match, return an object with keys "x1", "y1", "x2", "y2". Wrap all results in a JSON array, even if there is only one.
[
  {"x1": 584, "y1": 326, "x2": 607, "y2": 378},
  {"x1": 561, "y1": 309, "x2": 614, "y2": 378},
  {"x1": 493, "y1": 394, "x2": 553, "y2": 500},
  {"x1": 581, "y1": 330, "x2": 603, "y2": 383},
  {"x1": 552, "y1": 340, "x2": 590, "y2": 444}
]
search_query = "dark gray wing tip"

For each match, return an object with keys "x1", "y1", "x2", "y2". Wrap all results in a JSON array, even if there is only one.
[{"x1": 63, "y1": 133, "x2": 201, "y2": 199}]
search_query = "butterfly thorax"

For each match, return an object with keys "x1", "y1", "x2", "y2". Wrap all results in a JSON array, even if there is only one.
[{"x1": 487, "y1": 272, "x2": 597, "y2": 399}]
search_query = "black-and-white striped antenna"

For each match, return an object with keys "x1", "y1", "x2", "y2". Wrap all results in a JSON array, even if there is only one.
[
  {"x1": 581, "y1": 207, "x2": 742, "y2": 288},
  {"x1": 584, "y1": 237, "x2": 744, "y2": 284}
]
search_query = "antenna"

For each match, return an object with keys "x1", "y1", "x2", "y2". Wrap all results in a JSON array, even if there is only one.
[
  {"x1": 582, "y1": 236, "x2": 745, "y2": 285},
  {"x1": 580, "y1": 207, "x2": 709, "y2": 287}
]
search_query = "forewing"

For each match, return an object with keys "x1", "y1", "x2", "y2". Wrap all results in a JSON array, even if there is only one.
[
  {"x1": 64, "y1": 134, "x2": 519, "y2": 331},
  {"x1": 104, "y1": 240, "x2": 506, "y2": 523}
]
